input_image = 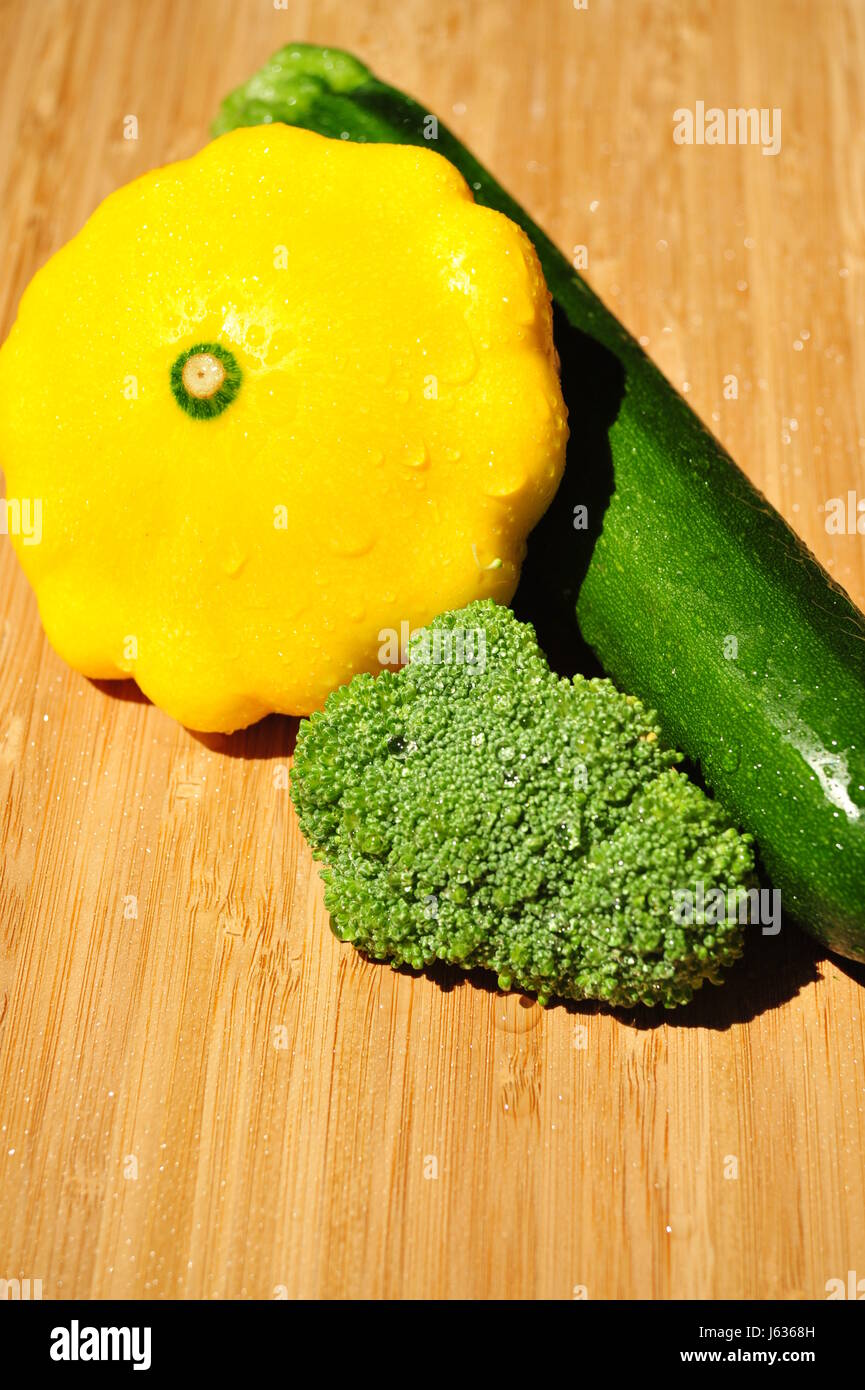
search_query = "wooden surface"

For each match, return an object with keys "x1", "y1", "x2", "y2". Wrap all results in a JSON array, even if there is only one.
[{"x1": 1, "y1": 0, "x2": 864, "y2": 1301}]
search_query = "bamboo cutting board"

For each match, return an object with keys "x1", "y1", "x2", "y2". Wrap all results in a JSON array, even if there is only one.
[{"x1": 1, "y1": 0, "x2": 864, "y2": 1301}]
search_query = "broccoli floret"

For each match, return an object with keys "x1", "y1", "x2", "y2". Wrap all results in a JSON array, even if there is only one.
[{"x1": 291, "y1": 601, "x2": 755, "y2": 1008}]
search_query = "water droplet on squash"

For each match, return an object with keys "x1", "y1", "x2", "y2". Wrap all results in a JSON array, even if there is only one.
[
  {"x1": 482, "y1": 450, "x2": 527, "y2": 497},
  {"x1": 329, "y1": 523, "x2": 375, "y2": 558},
  {"x1": 402, "y1": 440, "x2": 429, "y2": 471},
  {"x1": 221, "y1": 541, "x2": 247, "y2": 577}
]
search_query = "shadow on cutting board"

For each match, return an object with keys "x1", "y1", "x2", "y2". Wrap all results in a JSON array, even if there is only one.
[
  {"x1": 193, "y1": 712, "x2": 299, "y2": 761},
  {"x1": 90, "y1": 681, "x2": 300, "y2": 760},
  {"x1": 375, "y1": 916, "x2": 825, "y2": 1031},
  {"x1": 510, "y1": 302, "x2": 618, "y2": 678}
]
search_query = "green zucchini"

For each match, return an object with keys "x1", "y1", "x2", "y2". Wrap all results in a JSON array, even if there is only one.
[{"x1": 213, "y1": 45, "x2": 865, "y2": 963}]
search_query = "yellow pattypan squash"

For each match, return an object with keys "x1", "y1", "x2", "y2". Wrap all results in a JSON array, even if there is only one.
[{"x1": 0, "y1": 125, "x2": 567, "y2": 731}]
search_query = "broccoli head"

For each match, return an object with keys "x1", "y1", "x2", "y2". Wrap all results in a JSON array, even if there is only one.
[{"x1": 291, "y1": 601, "x2": 755, "y2": 1008}]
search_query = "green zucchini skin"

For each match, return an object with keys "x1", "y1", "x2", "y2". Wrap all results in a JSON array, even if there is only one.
[{"x1": 213, "y1": 46, "x2": 865, "y2": 962}]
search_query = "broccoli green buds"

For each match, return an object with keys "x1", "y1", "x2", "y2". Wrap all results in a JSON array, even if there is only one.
[{"x1": 291, "y1": 602, "x2": 755, "y2": 1008}]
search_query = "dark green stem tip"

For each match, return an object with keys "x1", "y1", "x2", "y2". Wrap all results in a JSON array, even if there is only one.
[{"x1": 170, "y1": 342, "x2": 242, "y2": 419}]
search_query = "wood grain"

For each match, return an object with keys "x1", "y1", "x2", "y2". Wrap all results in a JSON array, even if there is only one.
[{"x1": 1, "y1": 0, "x2": 864, "y2": 1301}]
